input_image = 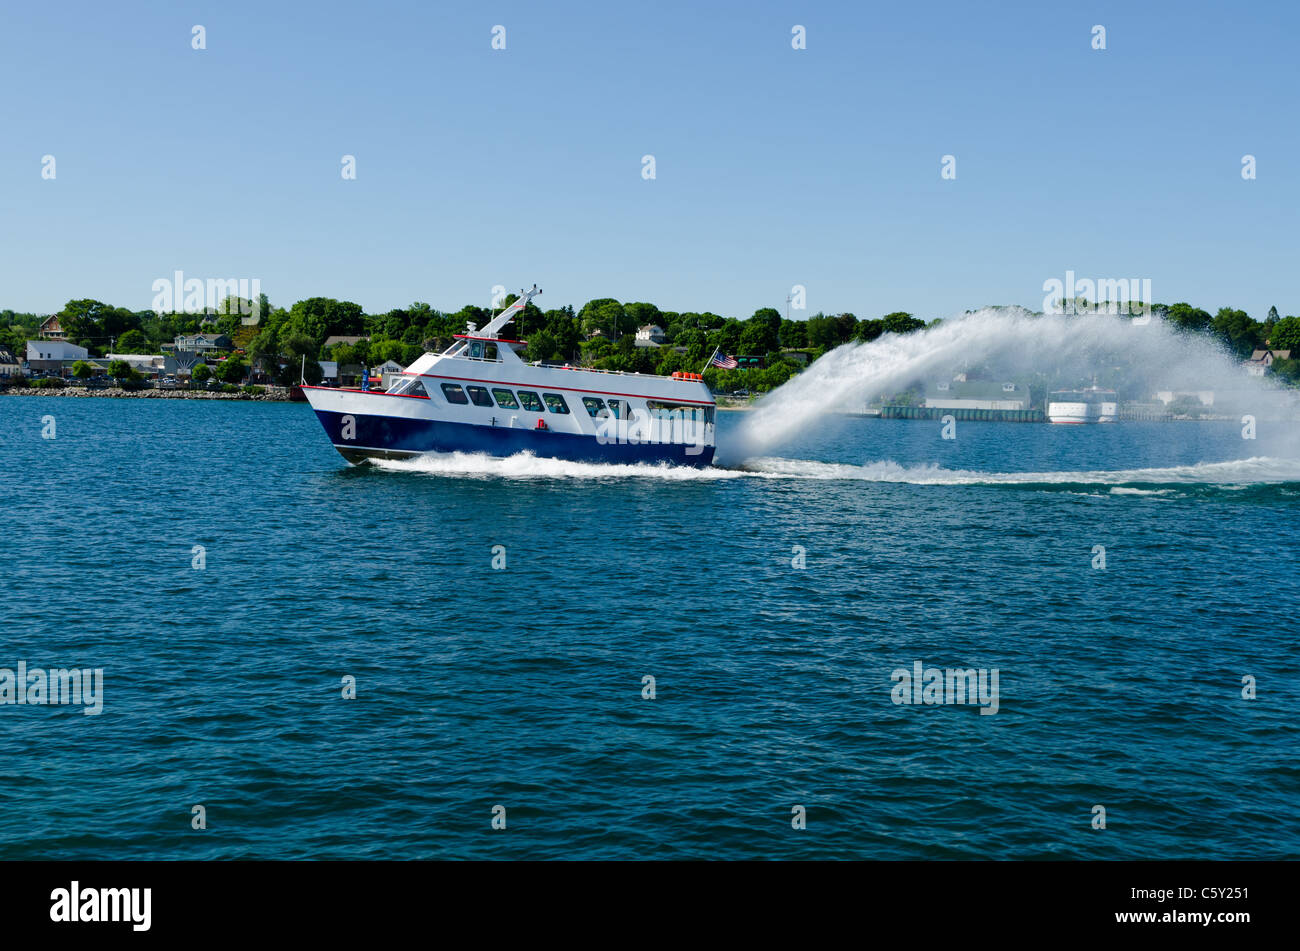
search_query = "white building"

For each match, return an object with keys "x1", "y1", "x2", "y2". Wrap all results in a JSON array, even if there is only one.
[
  {"x1": 634, "y1": 324, "x2": 666, "y2": 347},
  {"x1": 1154, "y1": 390, "x2": 1215, "y2": 407},
  {"x1": 26, "y1": 341, "x2": 90, "y2": 375},
  {"x1": 1243, "y1": 349, "x2": 1291, "y2": 377},
  {"x1": 104, "y1": 353, "x2": 166, "y2": 376},
  {"x1": 375, "y1": 359, "x2": 405, "y2": 389},
  {"x1": 925, "y1": 380, "x2": 1030, "y2": 411},
  {"x1": 162, "y1": 333, "x2": 232, "y2": 355},
  {"x1": 0, "y1": 346, "x2": 20, "y2": 378}
]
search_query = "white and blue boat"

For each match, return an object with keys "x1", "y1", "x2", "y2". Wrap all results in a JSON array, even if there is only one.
[{"x1": 303, "y1": 286, "x2": 717, "y2": 466}]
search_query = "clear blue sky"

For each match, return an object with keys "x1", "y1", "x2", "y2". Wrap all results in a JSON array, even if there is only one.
[{"x1": 1, "y1": 0, "x2": 1295, "y2": 321}]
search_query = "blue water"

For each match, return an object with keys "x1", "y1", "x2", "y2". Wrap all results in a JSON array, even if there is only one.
[{"x1": 2, "y1": 396, "x2": 1297, "y2": 859}]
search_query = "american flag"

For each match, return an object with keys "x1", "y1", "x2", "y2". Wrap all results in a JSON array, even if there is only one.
[{"x1": 710, "y1": 352, "x2": 739, "y2": 369}]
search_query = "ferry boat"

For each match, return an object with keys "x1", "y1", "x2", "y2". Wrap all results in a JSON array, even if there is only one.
[
  {"x1": 302, "y1": 286, "x2": 717, "y2": 466},
  {"x1": 1046, "y1": 385, "x2": 1118, "y2": 424}
]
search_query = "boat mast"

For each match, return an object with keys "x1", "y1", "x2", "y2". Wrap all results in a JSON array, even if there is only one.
[{"x1": 480, "y1": 285, "x2": 542, "y2": 339}]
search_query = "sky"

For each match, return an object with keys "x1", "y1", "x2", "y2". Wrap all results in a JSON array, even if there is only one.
[{"x1": 1, "y1": 0, "x2": 1296, "y2": 321}]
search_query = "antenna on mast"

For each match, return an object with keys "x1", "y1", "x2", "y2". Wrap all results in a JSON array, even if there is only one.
[{"x1": 482, "y1": 284, "x2": 542, "y2": 337}]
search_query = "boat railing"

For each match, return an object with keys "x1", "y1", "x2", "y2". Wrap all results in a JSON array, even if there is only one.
[{"x1": 526, "y1": 361, "x2": 689, "y2": 381}]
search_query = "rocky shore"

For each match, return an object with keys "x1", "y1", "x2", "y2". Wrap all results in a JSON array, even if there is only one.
[{"x1": 1, "y1": 386, "x2": 293, "y2": 401}]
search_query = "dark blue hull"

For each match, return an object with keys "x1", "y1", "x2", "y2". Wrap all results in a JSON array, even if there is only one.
[{"x1": 313, "y1": 409, "x2": 716, "y2": 468}]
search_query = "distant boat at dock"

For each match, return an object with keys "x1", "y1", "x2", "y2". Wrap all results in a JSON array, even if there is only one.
[{"x1": 1047, "y1": 386, "x2": 1118, "y2": 424}]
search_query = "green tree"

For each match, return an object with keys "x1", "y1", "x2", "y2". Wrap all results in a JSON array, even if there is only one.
[
  {"x1": 248, "y1": 325, "x2": 281, "y2": 378},
  {"x1": 284, "y1": 298, "x2": 365, "y2": 342},
  {"x1": 526, "y1": 328, "x2": 559, "y2": 362},
  {"x1": 805, "y1": 313, "x2": 840, "y2": 350},
  {"x1": 273, "y1": 358, "x2": 322, "y2": 386},
  {"x1": 1267, "y1": 356, "x2": 1300, "y2": 385},
  {"x1": 716, "y1": 319, "x2": 743, "y2": 353},
  {"x1": 370, "y1": 339, "x2": 406, "y2": 364},
  {"x1": 543, "y1": 307, "x2": 580, "y2": 359},
  {"x1": 623, "y1": 302, "x2": 662, "y2": 334},
  {"x1": 107, "y1": 359, "x2": 141, "y2": 384},
  {"x1": 1165, "y1": 302, "x2": 1212, "y2": 333},
  {"x1": 1271, "y1": 316, "x2": 1300, "y2": 352},
  {"x1": 214, "y1": 356, "x2": 248, "y2": 384},
  {"x1": 115, "y1": 329, "x2": 151, "y2": 353},
  {"x1": 739, "y1": 319, "x2": 779, "y2": 356},
  {"x1": 1210, "y1": 308, "x2": 1262, "y2": 358},
  {"x1": 855, "y1": 319, "x2": 884, "y2": 343},
  {"x1": 192, "y1": 363, "x2": 212, "y2": 383},
  {"x1": 71, "y1": 360, "x2": 94, "y2": 379},
  {"x1": 578, "y1": 298, "x2": 626, "y2": 338},
  {"x1": 881, "y1": 312, "x2": 926, "y2": 335},
  {"x1": 779, "y1": 319, "x2": 807, "y2": 349}
]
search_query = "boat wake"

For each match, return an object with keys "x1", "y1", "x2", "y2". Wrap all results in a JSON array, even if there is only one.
[
  {"x1": 371, "y1": 450, "x2": 1300, "y2": 489},
  {"x1": 731, "y1": 307, "x2": 1300, "y2": 460},
  {"x1": 371, "y1": 451, "x2": 747, "y2": 481},
  {"x1": 736, "y1": 454, "x2": 1300, "y2": 486}
]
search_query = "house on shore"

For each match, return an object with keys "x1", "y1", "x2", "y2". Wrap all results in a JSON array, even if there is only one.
[
  {"x1": 0, "y1": 346, "x2": 20, "y2": 378},
  {"x1": 38, "y1": 315, "x2": 67, "y2": 340},
  {"x1": 1244, "y1": 349, "x2": 1292, "y2": 377},
  {"x1": 105, "y1": 353, "x2": 165, "y2": 377},
  {"x1": 375, "y1": 359, "x2": 405, "y2": 389},
  {"x1": 925, "y1": 380, "x2": 1031, "y2": 411},
  {"x1": 164, "y1": 351, "x2": 204, "y2": 380},
  {"x1": 26, "y1": 341, "x2": 89, "y2": 376},
  {"x1": 162, "y1": 333, "x2": 232, "y2": 356},
  {"x1": 634, "y1": 324, "x2": 666, "y2": 348}
]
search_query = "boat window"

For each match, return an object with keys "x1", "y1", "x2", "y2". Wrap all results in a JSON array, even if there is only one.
[
  {"x1": 543, "y1": 392, "x2": 571, "y2": 414},
  {"x1": 466, "y1": 385, "x2": 494, "y2": 407},
  {"x1": 441, "y1": 382, "x2": 469, "y2": 404},
  {"x1": 581, "y1": 396, "x2": 607, "y2": 417},
  {"x1": 647, "y1": 400, "x2": 714, "y2": 424},
  {"x1": 606, "y1": 399, "x2": 630, "y2": 419},
  {"x1": 517, "y1": 390, "x2": 544, "y2": 412},
  {"x1": 389, "y1": 378, "x2": 426, "y2": 396},
  {"x1": 492, "y1": 388, "x2": 519, "y2": 409}
]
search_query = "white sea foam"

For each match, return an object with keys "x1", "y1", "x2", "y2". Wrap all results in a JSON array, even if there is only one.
[
  {"x1": 731, "y1": 307, "x2": 1300, "y2": 459},
  {"x1": 372, "y1": 451, "x2": 748, "y2": 481},
  {"x1": 737, "y1": 454, "x2": 1300, "y2": 485},
  {"x1": 372, "y1": 450, "x2": 1300, "y2": 486}
]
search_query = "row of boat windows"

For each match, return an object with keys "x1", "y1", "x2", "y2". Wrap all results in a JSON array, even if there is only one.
[
  {"x1": 432, "y1": 381, "x2": 714, "y2": 422},
  {"x1": 440, "y1": 383, "x2": 572, "y2": 414}
]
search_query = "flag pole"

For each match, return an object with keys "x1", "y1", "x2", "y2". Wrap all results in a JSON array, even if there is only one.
[{"x1": 700, "y1": 345, "x2": 719, "y2": 375}]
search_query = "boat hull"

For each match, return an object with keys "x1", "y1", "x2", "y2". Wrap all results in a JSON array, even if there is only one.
[
  {"x1": 1046, "y1": 400, "x2": 1118, "y2": 424},
  {"x1": 311, "y1": 407, "x2": 716, "y2": 467}
]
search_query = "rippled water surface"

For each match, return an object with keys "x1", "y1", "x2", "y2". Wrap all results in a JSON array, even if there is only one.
[{"x1": 2, "y1": 396, "x2": 1297, "y2": 859}]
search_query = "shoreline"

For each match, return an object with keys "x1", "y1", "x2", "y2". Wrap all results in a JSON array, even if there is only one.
[{"x1": 0, "y1": 386, "x2": 293, "y2": 401}]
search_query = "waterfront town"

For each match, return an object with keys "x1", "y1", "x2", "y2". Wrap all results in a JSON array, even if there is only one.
[{"x1": 2, "y1": 295, "x2": 1298, "y2": 416}]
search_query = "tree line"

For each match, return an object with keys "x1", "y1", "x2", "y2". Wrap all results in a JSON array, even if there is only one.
[{"x1": 3, "y1": 295, "x2": 1299, "y2": 390}]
